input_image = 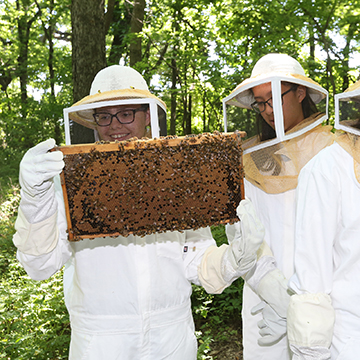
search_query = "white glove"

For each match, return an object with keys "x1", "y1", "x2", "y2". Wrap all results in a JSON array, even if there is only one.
[
  {"x1": 245, "y1": 256, "x2": 292, "y2": 346},
  {"x1": 222, "y1": 198, "x2": 265, "y2": 283},
  {"x1": 19, "y1": 138, "x2": 64, "y2": 199},
  {"x1": 245, "y1": 255, "x2": 291, "y2": 318},
  {"x1": 252, "y1": 301, "x2": 287, "y2": 346},
  {"x1": 19, "y1": 139, "x2": 64, "y2": 223},
  {"x1": 197, "y1": 199, "x2": 264, "y2": 294}
]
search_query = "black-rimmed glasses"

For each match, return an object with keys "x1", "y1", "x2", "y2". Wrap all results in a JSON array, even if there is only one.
[
  {"x1": 251, "y1": 87, "x2": 297, "y2": 114},
  {"x1": 93, "y1": 107, "x2": 148, "y2": 127}
]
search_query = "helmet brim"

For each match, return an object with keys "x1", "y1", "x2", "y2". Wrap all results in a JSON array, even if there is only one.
[
  {"x1": 225, "y1": 72, "x2": 326, "y2": 109},
  {"x1": 69, "y1": 89, "x2": 166, "y2": 130}
]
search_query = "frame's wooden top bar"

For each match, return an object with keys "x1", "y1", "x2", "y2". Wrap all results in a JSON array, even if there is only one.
[{"x1": 56, "y1": 131, "x2": 246, "y2": 155}]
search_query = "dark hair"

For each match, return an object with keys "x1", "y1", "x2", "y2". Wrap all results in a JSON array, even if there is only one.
[
  {"x1": 352, "y1": 120, "x2": 360, "y2": 129},
  {"x1": 301, "y1": 92, "x2": 318, "y2": 119},
  {"x1": 256, "y1": 83, "x2": 318, "y2": 141}
]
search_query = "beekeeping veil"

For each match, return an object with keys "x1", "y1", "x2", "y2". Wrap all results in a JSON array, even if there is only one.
[
  {"x1": 334, "y1": 80, "x2": 360, "y2": 183},
  {"x1": 222, "y1": 53, "x2": 333, "y2": 193},
  {"x1": 63, "y1": 65, "x2": 167, "y2": 145}
]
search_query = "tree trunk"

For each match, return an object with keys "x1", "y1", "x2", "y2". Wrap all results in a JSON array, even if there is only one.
[
  {"x1": 16, "y1": 0, "x2": 40, "y2": 119},
  {"x1": 341, "y1": 24, "x2": 356, "y2": 91},
  {"x1": 185, "y1": 94, "x2": 192, "y2": 135},
  {"x1": 203, "y1": 93, "x2": 206, "y2": 132},
  {"x1": 129, "y1": 0, "x2": 145, "y2": 67},
  {"x1": 170, "y1": 58, "x2": 177, "y2": 135},
  {"x1": 308, "y1": 26, "x2": 316, "y2": 78},
  {"x1": 108, "y1": 1, "x2": 132, "y2": 65},
  {"x1": 40, "y1": 0, "x2": 62, "y2": 145},
  {"x1": 71, "y1": 0, "x2": 106, "y2": 143}
]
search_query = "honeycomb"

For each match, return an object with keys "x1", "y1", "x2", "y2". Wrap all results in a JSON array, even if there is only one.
[{"x1": 58, "y1": 131, "x2": 245, "y2": 241}]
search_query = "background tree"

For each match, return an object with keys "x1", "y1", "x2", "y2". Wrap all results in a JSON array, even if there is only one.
[
  {"x1": 70, "y1": 0, "x2": 107, "y2": 143},
  {"x1": 129, "y1": 0, "x2": 146, "y2": 66},
  {"x1": 0, "y1": 0, "x2": 72, "y2": 183}
]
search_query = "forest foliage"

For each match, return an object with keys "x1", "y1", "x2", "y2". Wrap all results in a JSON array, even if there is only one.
[
  {"x1": 1, "y1": 0, "x2": 359, "y2": 182},
  {"x1": 1, "y1": 0, "x2": 360, "y2": 358}
]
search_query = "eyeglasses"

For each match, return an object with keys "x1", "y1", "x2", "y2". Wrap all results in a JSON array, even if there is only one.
[
  {"x1": 251, "y1": 87, "x2": 297, "y2": 114},
  {"x1": 93, "y1": 107, "x2": 148, "y2": 127}
]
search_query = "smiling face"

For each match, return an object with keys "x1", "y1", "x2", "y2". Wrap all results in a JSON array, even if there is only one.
[
  {"x1": 252, "y1": 82, "x2": 306, "y2": 132},
  {"x1": 95, "y1": 104, "x2": 150, "y2": 142}
]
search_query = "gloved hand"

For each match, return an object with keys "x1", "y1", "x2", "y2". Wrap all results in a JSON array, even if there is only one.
[
  {"x1": 18, "y1": 138, "x2": 64, "y2": 224},
  {"x1": 19, "y1": 138, "x2": 64, "y2": 199},
  {"x1": 222, "y1": 198, "x2": 265, "y2": 282},
  {"x1": 197, "y1": 198, "x2": 265, "y2": 294},
  {"x1": 252, "y1": 301, "x2": 287, "y2": 346},
  {"x1": 244, "y1": 251, "x2": 291, "y2": 319}
]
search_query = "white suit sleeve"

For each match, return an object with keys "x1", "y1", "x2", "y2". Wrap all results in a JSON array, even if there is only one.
[
  {"x1": 15, "y1": 175, "x2": 72, "y2": 280},
  {"x1": 182, "y1": 226, "x2": 216, "y2": 286},
  {"x1": 288, "y1": 157, "x2": 338, "y2": 359},
  {"x1": 289, "y1": 163, "x2": 338, "y2": 295}
]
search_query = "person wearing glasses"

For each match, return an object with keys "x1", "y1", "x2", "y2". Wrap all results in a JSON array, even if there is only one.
[
  {"x1": 286, "y1": 81, "x2": 360, "y2": 359},
  {"x1": 94, "y1": 105, "x2": 150, "y2": 141},
  {"x1": 218, "y1": 53, "x2": 334, "y2": 359},
  {"x1": 251, "y1": 82, "x2": 317, "y2": 142},
  {"x1": 12, "y1": 64, "x2": 264, "y2": 360}
]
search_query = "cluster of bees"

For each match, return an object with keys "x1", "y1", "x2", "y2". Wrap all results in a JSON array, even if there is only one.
[{"x1": 62, "y1": 132, "x2": 244, "y2": 241}]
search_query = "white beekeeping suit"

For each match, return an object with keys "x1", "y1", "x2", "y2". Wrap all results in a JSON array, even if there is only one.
[
  {"x1": 288, "y1": 80, "x2": 360, "y2": 359},
  {"x1": 13, "y1": 64, "x2": 265, "y2": 360},
  {"x1": 221, "y1": 53, "x2": 333, "y2": 360}
]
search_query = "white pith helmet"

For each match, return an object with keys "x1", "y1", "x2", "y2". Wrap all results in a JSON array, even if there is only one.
[
  {"x1": 224, "y1": 53, "x2": 326, "y2": 109},
  {"x1": 222, "y1": 53, "x2": 329, "y2": 154},
  {"x1": 91, "y1": 65, "x2": 149, "y2": 94},
  {"x1": 337, "y1": 80, "x2": 360, "y2": 101},
  {"x1": 335, "y1": 79, "x2": 360, "y2": 136},
  {"x1": 68, "y1": 65, "x2": 166, "y2": 130}
]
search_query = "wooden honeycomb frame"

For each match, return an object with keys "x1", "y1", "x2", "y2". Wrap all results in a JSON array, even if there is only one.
[{"x1": 58, "y1": 131, "x2": 245, "y2": 241}]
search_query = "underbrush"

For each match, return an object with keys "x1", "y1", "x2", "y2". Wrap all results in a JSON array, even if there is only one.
[{"x1": 193, "y1": 225, "x2": 244, "y2": 360}]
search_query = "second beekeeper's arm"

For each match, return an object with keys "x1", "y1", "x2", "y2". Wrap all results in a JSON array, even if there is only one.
[
  {"x1": 287, "y1": 157, "x2": 337, "y2": 360},
  {"x1": 243, "y1": 240, "x2": 293, "y2": 346},
  {"x1": 197, "y1": 198, "x2": 265, "y2": 294}
]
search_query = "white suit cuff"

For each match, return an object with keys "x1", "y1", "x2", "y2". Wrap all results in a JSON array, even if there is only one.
[
  {"x1": 287, "y1": 293, "x2": 335, "y2": 348},
  {"x1": 198, "y1": 244, "x2": 229, "y2": 294},
  {"x1": 13, "y1": 207, "x2": 59, "y2": 256}
]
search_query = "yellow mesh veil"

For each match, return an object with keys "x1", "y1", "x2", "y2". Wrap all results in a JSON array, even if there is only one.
[
  {"x1": 243, "y1": 115, "x2": 334, "y2": 194},
  {"x1": 334, "y1": 130, "x2": 360, "y2": 184}
]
